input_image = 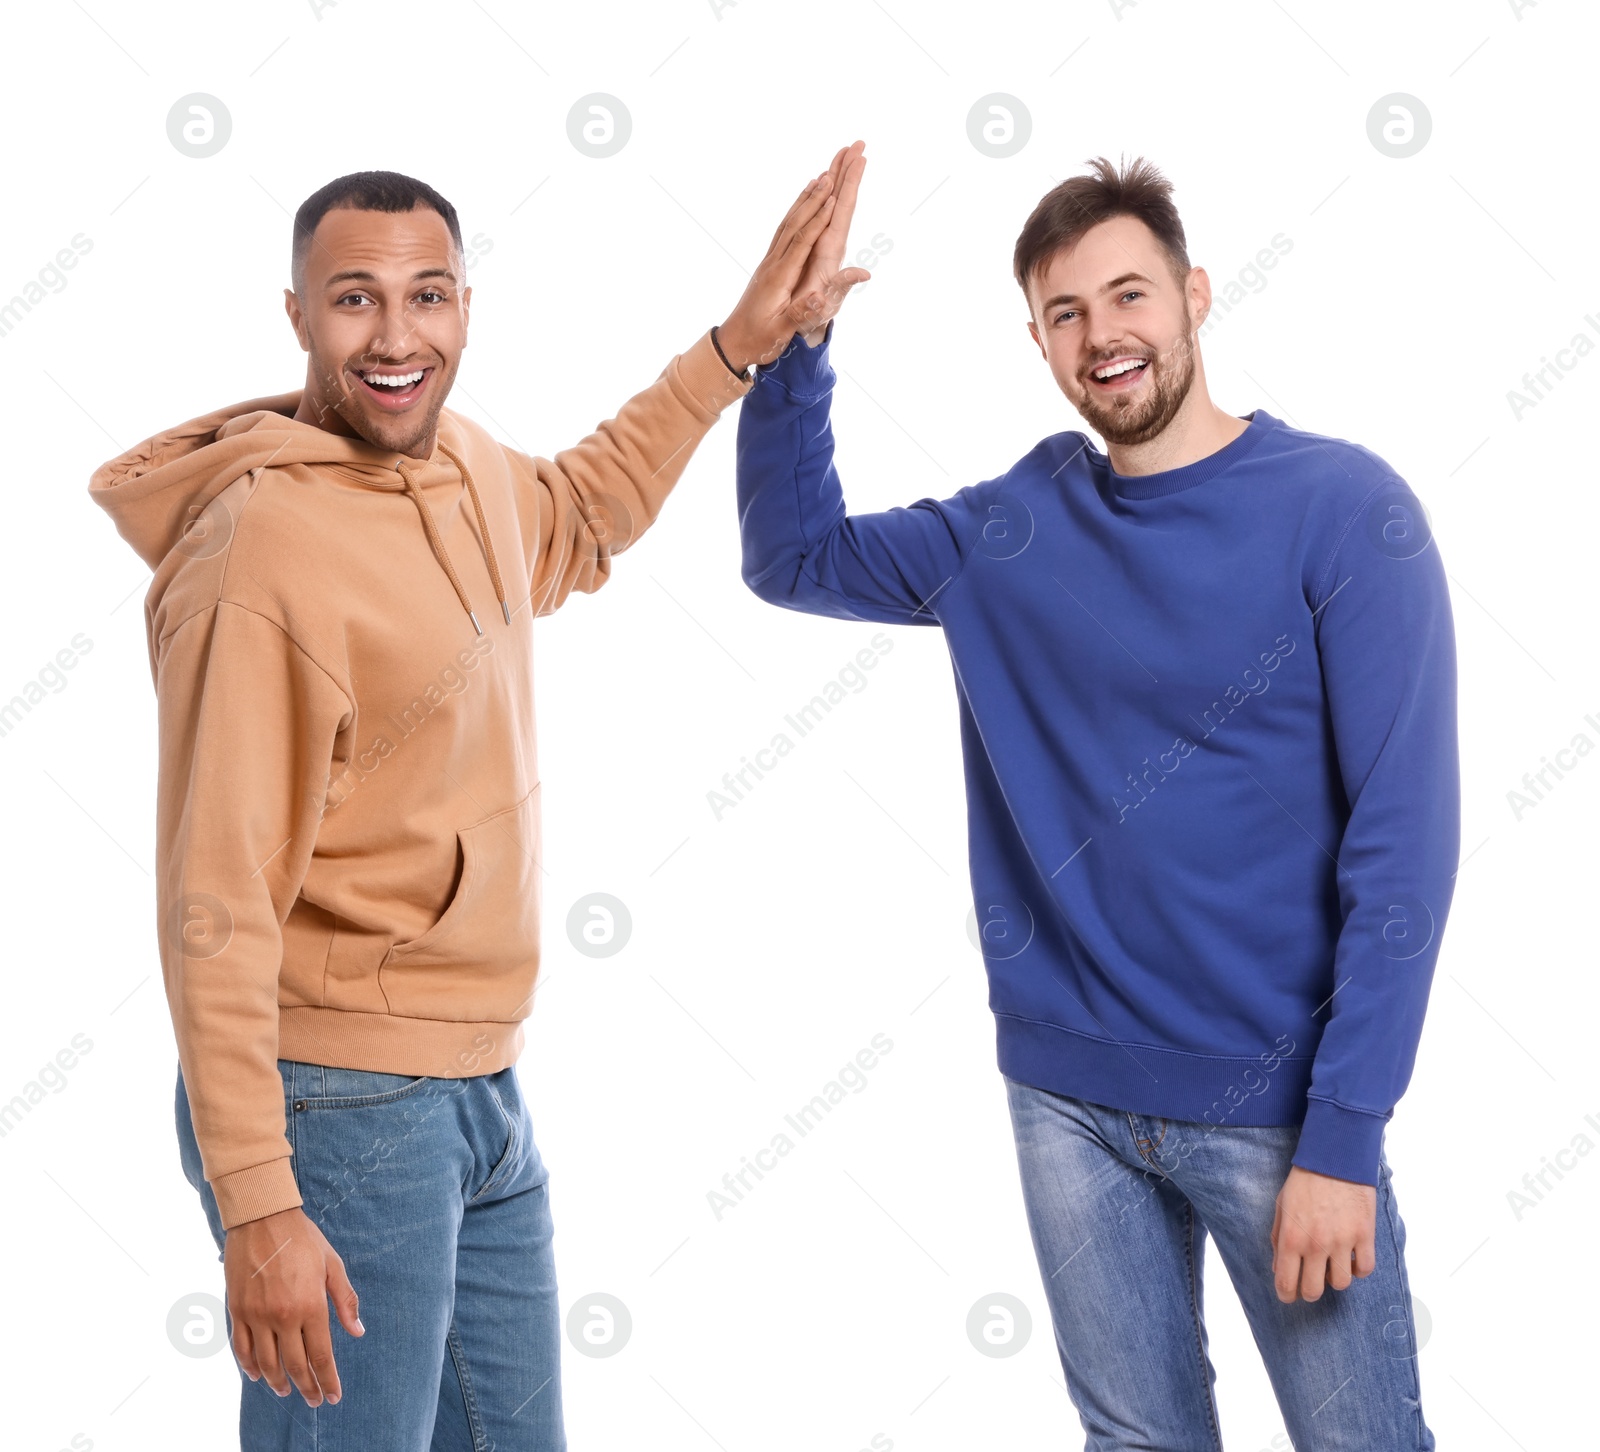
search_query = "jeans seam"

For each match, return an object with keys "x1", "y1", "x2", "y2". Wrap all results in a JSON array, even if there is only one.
[
  {"x1": 1127, "y1": 1110, "x2": 1170, "y2": 1171},
  {"x1": 445, "y1": 1316, "x2": 490, "y2": 1451},
  {"x1": 1380, "y1": 1162, "x2": 1431, "y2": 1448},
  {"x1": 1185, "y1": 1200, "x2": 1226, "y2": 1452}
]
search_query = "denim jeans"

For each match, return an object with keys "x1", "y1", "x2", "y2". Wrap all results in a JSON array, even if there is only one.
[
  {"x1": 1003, "y1": 1076, "x2": 1433, "y2": 1450},
  {"x1": 176, "y1": 1059, "x2": 566, "y2": 1450}
]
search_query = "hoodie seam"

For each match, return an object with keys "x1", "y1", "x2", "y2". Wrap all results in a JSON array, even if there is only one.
[
  {"x1": 152, "y1": 467, "x2": 355, "y2": 697},
  {"x1": 158, "y1": 600, "x2": 355, "y2": 712}
]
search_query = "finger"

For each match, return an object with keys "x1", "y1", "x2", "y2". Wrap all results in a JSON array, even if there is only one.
[
  {"x1": 812, "y1": 151, "x2": 867, "y2": 279},
  {"x1": 277, "y1": 1324, "x2": 326, "y2": 1407},
  {"x1": 1299, "y1": 1254, "x2": 1328, "y2": 1303},
  {"x1": 791, "y1": 276, "x2": 868, "y2": 336},
  {"x1": 785, "y1": 275, "x2": 861, "y2": 336},
  {"x1": 327, "y1": 1254, "x2": 364, "y2": 1339},
  {"x1": 1274, "y1": 1251, "x2": 1302, "y2": 1304},
  {"x1": 303, "y1": 1310, "x2": 344, "y2": 1406},
  {"x1": 233, "y1": 1314, "x2": 262, "y2": 1383},
  {"x1": 772, "y1": 197, "x2": 839, "y2": 304},
  {"x1": 1354, "y1": 1227, "x2": 1378, "y2": 1279},
  {"x1": 768, "y1": 172, "x2": 829, "y2": 252},
  {"x1": 781, "y1": 193, "x2": 838, "y2": 269},
  {"x1": 831, "y1": 152, "x2": 867, "y2": 243},
  {"x1": 768, "y1": 181, "x2": 834, "y2": 274},
  {"x1": 825, "y1": 266, "x2": 872, "y2": 300},
  {"x1": 254, "y1": 1324, "x2": 292, "y2": 1397},
  {"x1": 823, "y1": 144, "x2": 850, "y2": 197},
  {"x1": 768, "y1": 177, "x2": 813, "y2": 250}
]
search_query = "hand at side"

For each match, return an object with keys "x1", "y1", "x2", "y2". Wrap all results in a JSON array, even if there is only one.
[
  {"x1": 224, "y1": 1206, "x2": 364, "y2": 1406},
  {"x1": 1270, "y1": 1164, "x2": 1378, "y2": 1302}
]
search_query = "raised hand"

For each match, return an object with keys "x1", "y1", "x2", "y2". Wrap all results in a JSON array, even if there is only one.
[
  {"x1": 793, "y1": 141, "x2": 870, "y2": 346},
  {"x1": 716, "y1": 141, "x2": 872, "y2": 374}
]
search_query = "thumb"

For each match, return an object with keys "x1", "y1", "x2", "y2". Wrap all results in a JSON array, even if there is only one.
[
  {"x1": 326, "y1": 1254, "x2": 364, "y2": 1337},
  {"x1": 787, "y1": 270, "x2": 872, "y2": 332}
]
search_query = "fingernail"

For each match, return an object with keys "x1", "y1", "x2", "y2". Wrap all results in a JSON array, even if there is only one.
[{"x1": 355, "y1": 1318, "x2": 365, "y2": 1333}]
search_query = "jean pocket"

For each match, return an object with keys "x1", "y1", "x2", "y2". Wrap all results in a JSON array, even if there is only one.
[{"x1": 281, "y1": 1061, "x2": 434, "y2": 1109}]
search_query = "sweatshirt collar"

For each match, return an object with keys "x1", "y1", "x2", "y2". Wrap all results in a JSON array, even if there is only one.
[{"x1": 1101, "y1": 409, "x2": 1275, "y2": 500}]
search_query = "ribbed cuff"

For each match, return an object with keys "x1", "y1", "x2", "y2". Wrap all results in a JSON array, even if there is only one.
[
  {"x1": 667, "y1": 329, "x2": 758, "y2": 422},
  {"x1": 1290, "y1": 1096, "x2": 1390, "y2": 1186},
  {"x1": 754, "y1": 318, "x2": 835, "y2": 400},
  {"x1": 213, "y1": 1156, "x2": 304, "y2": 1231}
]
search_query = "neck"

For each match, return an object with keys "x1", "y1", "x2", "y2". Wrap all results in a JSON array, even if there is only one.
[{"x1": 1105, "y1": 381, "x2": 1249, "y2": 477}]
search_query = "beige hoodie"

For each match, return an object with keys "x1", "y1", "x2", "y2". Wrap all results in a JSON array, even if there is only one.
[{"x1": 89, "y1": 329, "x2": 752, "y2": 1229}]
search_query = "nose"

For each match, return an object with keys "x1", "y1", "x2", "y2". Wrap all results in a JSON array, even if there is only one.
[
  {"x1": 1081, "y1": 311, "x2": 1128, "y2": 362},
  {"x1": 362, "y1": 306, "x2": 420, "y2": 362}
]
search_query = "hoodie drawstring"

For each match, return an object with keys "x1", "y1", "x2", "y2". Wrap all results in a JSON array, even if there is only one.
[{"x1": 396, "y1": 444, "x2": 512, "y2": 636}]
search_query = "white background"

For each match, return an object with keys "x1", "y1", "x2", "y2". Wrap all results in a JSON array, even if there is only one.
[{"x1": 1, "y1": 1, "x2": 1593, "y2": 1448}]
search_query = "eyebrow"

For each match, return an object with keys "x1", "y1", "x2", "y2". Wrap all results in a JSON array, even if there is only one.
[
  {"x1": 322, "y1": 266, "x2": 458, "y2": 289},
  {"x1": 1038, "y1": 271, "x2": 1153, "y2": 312}
]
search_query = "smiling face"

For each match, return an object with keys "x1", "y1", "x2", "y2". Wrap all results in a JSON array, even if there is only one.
[
  {"x1": 1024, "y1": 214, "x2": 1207, "y2": 447},
  {"x1": 285, "y1": 202, "x2": 470, "y2": 459}
]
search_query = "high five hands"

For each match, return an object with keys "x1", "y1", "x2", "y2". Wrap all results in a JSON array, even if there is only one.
[{"x1": 716, "y1": 141, "x2": 870, "y2": 375}]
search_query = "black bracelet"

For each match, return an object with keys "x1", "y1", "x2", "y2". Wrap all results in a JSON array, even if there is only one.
[{"x1": 711, "y1": 325, "x2": 753, "y2": 383}]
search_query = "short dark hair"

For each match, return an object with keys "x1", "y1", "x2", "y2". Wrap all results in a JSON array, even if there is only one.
[
  {"x1": 291, "y1": 170, "x2": 463, "y2": 297},
  {"x1": 1012, "y1": 155, "x2": 1190, "y2": 307}
]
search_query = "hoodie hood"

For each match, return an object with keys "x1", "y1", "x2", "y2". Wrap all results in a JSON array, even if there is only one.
[{"x1": 89, "y1": 388, "x2": 511, "y2": 632}]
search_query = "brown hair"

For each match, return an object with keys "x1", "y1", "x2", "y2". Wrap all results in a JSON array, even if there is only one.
[{"x1": 1012, "y1": 155, "x2": 1190, "y2": 306}]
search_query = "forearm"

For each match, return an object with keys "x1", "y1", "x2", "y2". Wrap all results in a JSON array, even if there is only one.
[
  {"x1": 736, "y1": 323, "x2": 974, "y2": 627},
  {"x1": 736, "y1": 329, "x2": 852, "y2": 614}
]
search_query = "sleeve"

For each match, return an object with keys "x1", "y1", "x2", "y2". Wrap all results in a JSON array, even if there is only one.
[
  {"x1": 735, "y1": 320, "x2": 986, "y2": 626},
  {"x1": 1291, "y1": 477, "x2": 1461, "y2": 1186},
  {"x1": 154, "y1": 601, "x2": 352, "y2": 1229},
  {"x1": 511, "y1": 328, "x2": 755, "y2": 616}
]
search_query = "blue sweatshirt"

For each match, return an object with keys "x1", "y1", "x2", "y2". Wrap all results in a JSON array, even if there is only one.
[{"x1": 735, "y1": 324, "x2": 1460, "y2": 1186}]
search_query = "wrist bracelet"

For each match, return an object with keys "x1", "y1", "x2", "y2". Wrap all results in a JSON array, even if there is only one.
[{"x1": 711, "y1": 325, "x2": 753, "y2": 383}]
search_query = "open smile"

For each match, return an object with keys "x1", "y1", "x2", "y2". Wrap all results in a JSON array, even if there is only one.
[
  {"x1": 352, "y1": 365, "x2": 434, "y2": 411},
  {"x1": 1088, "y1": 356, "x2": 1150, "y2": 392}
]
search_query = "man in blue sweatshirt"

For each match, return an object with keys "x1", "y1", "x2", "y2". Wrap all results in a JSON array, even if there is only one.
[{"x1": 720, "y1": 144, "x2": 1453, "y2": 1448}]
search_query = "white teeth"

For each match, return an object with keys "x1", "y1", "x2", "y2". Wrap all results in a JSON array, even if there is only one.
[
  {"x1": 1094, "y1": 358, "x2": 1146, "y2": 380},
  {"x1": 364, "y1": 369, "x2": 424, "y2": 388}
]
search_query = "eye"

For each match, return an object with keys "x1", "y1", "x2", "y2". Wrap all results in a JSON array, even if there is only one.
[
  {"x1": 417, "y1": 289, "x2": 447, "y2": 304},
  {"x1": 1120, "y1": 290, "x2": 1144, "y2": 302},
  {"x1": 336, "y1": 292, "x2": 371, "y2": 307},
  {"x1": 1052, "y1": 309, "x2": 1077, "y2": 325}
]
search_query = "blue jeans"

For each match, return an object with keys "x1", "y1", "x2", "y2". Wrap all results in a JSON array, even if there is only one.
[
  {"x1": 176, "y1": 1059, "x2": 566, "y2": 1450},
  {"x1": 1003, "y1": 1076, "x2": 1434, "y2": 1450}
]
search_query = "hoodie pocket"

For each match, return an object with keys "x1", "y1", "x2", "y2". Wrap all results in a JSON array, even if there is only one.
[{"x1": 379, "y1": 783, "x2": 543, "y2": 1021}]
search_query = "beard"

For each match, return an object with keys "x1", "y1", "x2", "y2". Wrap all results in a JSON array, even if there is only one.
[
  {"x1": 1074, "y1": 326, "x2": 1197, "y2": 447},
  {"x1": 310, "y1": 356, "x2": 451, "y2": 455}
]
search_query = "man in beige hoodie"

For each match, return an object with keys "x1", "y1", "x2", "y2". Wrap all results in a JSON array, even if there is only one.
[{"x1": 89, "y1": 158, "x2": 858, "y2": 1449}]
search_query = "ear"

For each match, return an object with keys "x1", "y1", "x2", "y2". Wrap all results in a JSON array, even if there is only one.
[
  {"x1": 1186, "y1": 266, "x2": 1212, "y2": 332},
  {"x1": 284, "y1": 288, "x2": 310, "y2": 353},
  {"x1": 461, "y1": 284, "x2": 471, "y2": 345},
  {"x1": 1027, "y1": 318, "x2": 1045, "y2": 360}
]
